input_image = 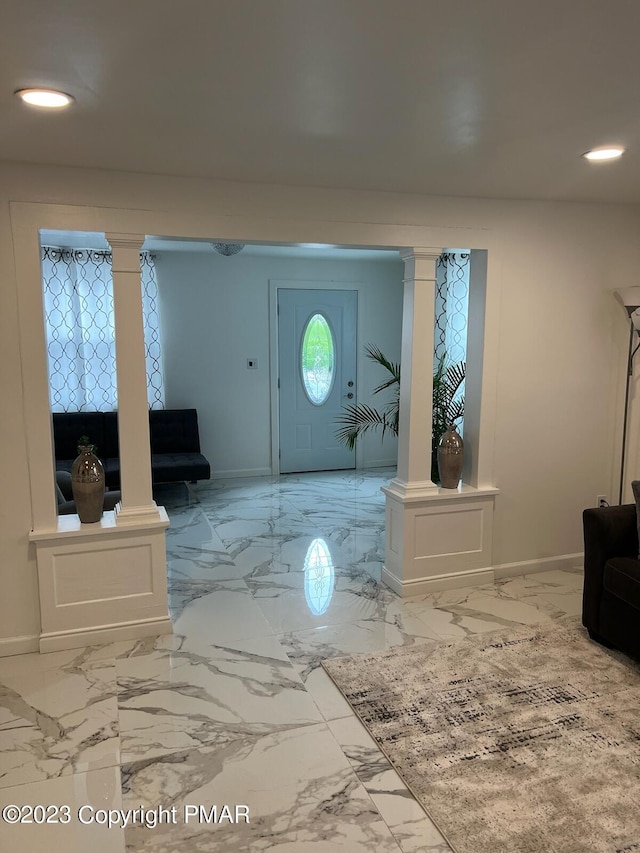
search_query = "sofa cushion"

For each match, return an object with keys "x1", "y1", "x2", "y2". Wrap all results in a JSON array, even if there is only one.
[
  {"x1": 56, "y1": 458, "x2": 75, "y2": 475},
  {"x1": 151, "y1": 452, "x2": 210, "y2": 483},
  {"x1": 52, "y1": 412, "x2": 107, "y2": 460},
  {"x1": 55, "y1": 470, "x2": 74, "y2": 501},
  {"x1": 604, "y1": 557, "x2": 640, "y2": 611},
  {"x1": 149, "y1": 409, "x2": 202, "y2": 454},
  {"x1": 102, "y1": 457, "x2": 122, "y2": 490},
  {"x1": 102, "y1": 411, "x2": 120, "y2": 459}
]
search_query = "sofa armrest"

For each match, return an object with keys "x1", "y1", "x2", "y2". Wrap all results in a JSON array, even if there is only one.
[{"x1": 582, "y1": 504, "x2": 638, "y2": 631}]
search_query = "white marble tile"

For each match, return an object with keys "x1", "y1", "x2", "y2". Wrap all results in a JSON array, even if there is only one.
[
  {"x1": 441, "y1": 594, "x2": 557, "y2": 629},
  {"x1": 493, "y1": 571, "x2": 584, "y2": 619},
  {"x1": 328, "y1": 716, "x2": 452, "y2": 853},
  {"x1": 164, "y1": 507, "x2": 221, "y2": 549},
  {"x1": 525, "y1": 589, "x2": 583, "y2": 617},
  {"x1": 495, "y1": 569, "x2": 584, "y2": 598},
  {"x1": 237, "y1": 533, "x2": 354, "y2": 581},
  {"x1": 404, "y1": 581, "x2": 509, "y2": 611},
  {"x1": 0, "y1": 647, "x2": 119, "y2": 789},
  {"x1": 168, "y1": 579, "x2": 275, "y2": 645},
  {"x1": 403, "y1": 605, "x2": 511, "y2": 640},
  {"x1": 122, "y1": 723, "x2": 404, "y2": 852},
  {"x1": 202, "y1": 492, "x2": 304, "y2": 523},
  {"x1": 0, "y1": 766, "x2": 125, "y2": 853},
  {"x1": 116, "y1": 634, "x2": 322, "y2": 763},
  {"x1": 326, "y1": 529, "x2": 386, "y2": 568},
  {"x1": 253, "y1": 575, "x2": 400, "y2": 634},
  {"x1": 153, "y1": 482, "x2": 200, "y2": 513},
  {"x1": 167, "y1": 549, "x2": 245, "y2": 582},
  {"x1": 278, "y1": 617, "x2": 440, "y2": 720},
  {"x1": 302, "y1": 666, "x2": 356, "y2": 722}
]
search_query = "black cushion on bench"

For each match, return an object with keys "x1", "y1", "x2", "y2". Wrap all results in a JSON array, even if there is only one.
[
  {"x1": 149, "y1": 409, "x2": 203, "y2": 454},
  {"x1": 151, "y1": 453, "x2": 211, "y2": 483},
  {"x1": 53, "y1": 412, "x2": 107, "y2": 460}
]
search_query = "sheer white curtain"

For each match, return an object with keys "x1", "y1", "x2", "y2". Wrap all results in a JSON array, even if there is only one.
[{"x1": 42, "y1": 247, "x2": 165, "y2": 412}]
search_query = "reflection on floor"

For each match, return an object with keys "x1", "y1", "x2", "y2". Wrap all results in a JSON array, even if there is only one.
[{"x1": 0, "y1": 469, "x2": 585, "y2": 852}]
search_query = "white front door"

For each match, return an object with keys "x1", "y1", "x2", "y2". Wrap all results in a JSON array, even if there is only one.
[{"x1": 278, "y1": 288, "x2": 357, "y2": 473}]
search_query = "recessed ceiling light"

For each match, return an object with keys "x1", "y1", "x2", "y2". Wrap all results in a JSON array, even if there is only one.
[
  {"x1": 15, "y1": 88, "x2": 74, "y2": 108},
  {"x1": 582, "y1": 147, "x2": 625, "y2": 161}
]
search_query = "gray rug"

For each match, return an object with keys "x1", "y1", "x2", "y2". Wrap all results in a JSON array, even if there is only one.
[{"x1": 322, "y1": 620, "x2": 640, "y2": 853}]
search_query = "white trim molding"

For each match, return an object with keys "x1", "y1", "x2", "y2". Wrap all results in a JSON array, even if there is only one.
[
  {"x1": 40, "y1": 616, "x2": 173, "y2": 654},
  {"x1": 0, "y1": 635, "x2": 40, "y2": 658},
  {"x1": 493, "y1": 552, "x2": 583, "y2": 579}
]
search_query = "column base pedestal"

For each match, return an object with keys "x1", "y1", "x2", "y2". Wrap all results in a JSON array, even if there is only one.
[
  {"x1": 382, "y1": 483, "x2": 499, "y2": 597},
  {"x1": 30, "y1": 508, "x2": 171, "y2": 653}
]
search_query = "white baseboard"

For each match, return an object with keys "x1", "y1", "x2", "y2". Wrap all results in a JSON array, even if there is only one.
[
  {"x1": 40, "y1": 616, "x2": 173, "y2": 654},
  {"x1": 381, "y1": 566, "x2": 495, "y2": 597},
  {"x1": 493, "y1": 552, "x2": 583, "y2": 579},
  {"x1": 0, "y1": 634, "x2": 40, "y2": 658},
  {"x1": 212, "y1": 467, "x2": 272, "y2": 479},
  {"x1": 382, "y1": 553, "x2": 584, "y2": 598},
  {"x1": 362, "y1": 459, "x2": 397, "y2": 469}
]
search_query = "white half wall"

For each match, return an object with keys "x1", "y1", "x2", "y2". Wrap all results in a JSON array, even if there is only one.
[{"x1": 155, "y1": 251, "x2": 404, "y2": 477}]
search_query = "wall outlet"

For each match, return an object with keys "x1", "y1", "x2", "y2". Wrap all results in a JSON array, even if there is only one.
[{"x1": 597, "y1": 495, "x2": 608, "y2": 508}]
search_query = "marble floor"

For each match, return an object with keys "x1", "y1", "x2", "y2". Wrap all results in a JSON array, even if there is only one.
[{"x1": 0, "y1": 469, "x2": 585, "y2": 852}]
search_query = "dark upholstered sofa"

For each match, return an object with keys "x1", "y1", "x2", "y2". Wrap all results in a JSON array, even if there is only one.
[
  {"x1": 582, "y1": 504, "x2": 640, "y2": 660},
  {"x1": 53, "y1": 409, "x2": 211, "y2": 489}
]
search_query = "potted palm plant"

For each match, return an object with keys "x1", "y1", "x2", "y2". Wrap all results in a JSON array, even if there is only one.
[{"x1": 335, "y1": 344, "x2": 465, "y2": 483}]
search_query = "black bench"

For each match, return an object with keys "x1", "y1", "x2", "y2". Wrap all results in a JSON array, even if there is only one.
[{"x1": 53, "y1": 408, "x2": 211, "y2": 489}]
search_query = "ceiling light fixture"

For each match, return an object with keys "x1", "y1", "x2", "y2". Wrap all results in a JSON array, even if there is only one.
[
  {"x1": 211, "y1": 242, "x2": 245, "y2": 256},
  {"x1": 582, "y1": 147, "x2": 625, "y2": 161},
  {"x1": 15, "y1": 88, "x2": 74, "y2": 108}
]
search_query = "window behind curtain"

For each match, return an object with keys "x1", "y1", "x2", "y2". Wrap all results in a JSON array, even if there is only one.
[{"x1": 42, "y1": 247, "x2": 165, "y2": 412}]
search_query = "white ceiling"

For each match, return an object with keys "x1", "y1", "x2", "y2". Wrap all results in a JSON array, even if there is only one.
[{"x1": 4, "y1": 1, "x2": 640, "y2": 204}]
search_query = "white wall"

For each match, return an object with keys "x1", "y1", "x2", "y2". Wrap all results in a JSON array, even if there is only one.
[
  {"x1": 2, "y1": 161, "x2": 640, "y2": 648},
  {"x1": 155, "y1": 251, "x2": 403, "y2": 476}
]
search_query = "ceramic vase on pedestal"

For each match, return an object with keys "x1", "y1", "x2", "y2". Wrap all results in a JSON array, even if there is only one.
[
  {"x1": 71, "y1": 443, "x2": 105, "y2": 523},
  {"x1": 437, "y1": 423, "x2": 464, "y2": 489}
]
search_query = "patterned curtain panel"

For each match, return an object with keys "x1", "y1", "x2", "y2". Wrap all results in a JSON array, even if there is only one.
[
  {"x1": 434, "y1": 251, "x2": 470, "y2": 366},
  {"x1": 434, "y1": 251, "x2": 470, "y2": 432},
  {"x1": 42, "y1": 247, "x2": 165, "y2": 412}
]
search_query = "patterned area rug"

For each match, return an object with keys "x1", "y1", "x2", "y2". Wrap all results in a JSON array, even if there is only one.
[{"x1": 322, "y1": 620, "x2": 640, "y2": 853}]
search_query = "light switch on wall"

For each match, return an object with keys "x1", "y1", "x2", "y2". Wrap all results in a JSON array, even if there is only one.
[{"x1": 247, "y1": 358, "x2": 258, "y2": 369}]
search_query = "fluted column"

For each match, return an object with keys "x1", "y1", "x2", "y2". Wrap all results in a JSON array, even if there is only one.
[
  {"x1": 392, "y1": 248, "x2": 441, "y2": 495},
  {"x1": 106, "y1": 233, "x2": 160, "y2": 524}
]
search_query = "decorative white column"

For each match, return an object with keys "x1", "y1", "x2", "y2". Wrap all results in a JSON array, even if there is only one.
[
  {"x1": 28, "y1": 235, "x2": 171, "y2": 652},
  {"x1": 392, "y1": 249, "x2": 441, "y2": 496},
  {"x1": 107, "y1": 234, "x2": 161, "y2": 524},
  {"x1": 381, "y1": 248, "x2": 498, "y2": 597}
]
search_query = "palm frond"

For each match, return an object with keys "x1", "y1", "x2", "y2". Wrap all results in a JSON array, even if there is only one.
[
  {"x1": 372, "y1": 374, "x2": 400, "y2": 396},
  {"x1": 335, "y1": 403, "x2": 398, "y2": 451},
  {"x1": 444, "y1": 361, "x2": 465, "y2": 396},
  {"x1": 364, "y1": 344, "x2": 400, "y2": 383}
]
